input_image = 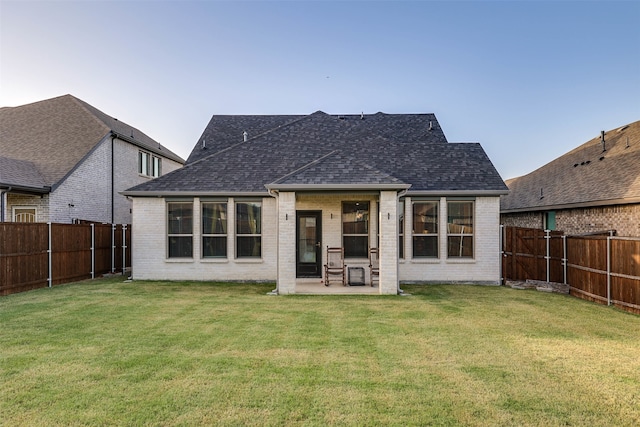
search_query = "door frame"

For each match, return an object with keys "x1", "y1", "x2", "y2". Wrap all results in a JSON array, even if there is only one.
[{"x1": 296, "y1": 210, "x2": 322, "y2": 278}]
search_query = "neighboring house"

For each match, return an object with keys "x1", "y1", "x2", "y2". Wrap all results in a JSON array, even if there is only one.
[
  {"x1": 0, "y1": 95, "x2": 184, "y2": 224},
  {"x1": 501, "y1": 120, "x2": 640, "y2": 237},
  {"x1": 124, "y1": 111, "x2": 508, "y2": 294}
]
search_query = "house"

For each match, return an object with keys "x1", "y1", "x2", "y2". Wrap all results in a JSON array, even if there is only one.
[
  {"x1": 123, "y1": 111, "x2": 508, "y2": 294},
  {"x1": 0, "y1": 95, "x2": 184, "y2": 224},
  {"x1": 501, "y1": 120, "x2": 640, "y2": 237}
]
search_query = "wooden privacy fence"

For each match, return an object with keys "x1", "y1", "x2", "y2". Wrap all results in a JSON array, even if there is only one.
[
  {"x1": 502, "y1": 226, "x2": 640, "y2": 315},
  {"x1": 0, "y1": 222, "x2": 130, "y2": 296}
]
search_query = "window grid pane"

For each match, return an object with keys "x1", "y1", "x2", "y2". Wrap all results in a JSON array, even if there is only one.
[
  {"x1": 342, "y1": 202, "x2": 369, "y2": 258},
  {"x1": 447, "y1": 201, "x2": 474, "y2": 258},
  {"x1": 413, "y1": 202, "x2": 438, "y2": 258},
  {"x1": 236, "y1": 202, "x2": 261, "y2": 258},
  {"x1": 202, "y1": 202, "x2": 227, "y2": 258},
  {"x1": 167, "y1": 202, "x2": 193, "y2": 258}
]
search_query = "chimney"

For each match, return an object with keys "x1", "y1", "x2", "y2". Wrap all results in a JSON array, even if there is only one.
[{"x1": 601, "y1": 130, "x2": 606, "y2": 152}]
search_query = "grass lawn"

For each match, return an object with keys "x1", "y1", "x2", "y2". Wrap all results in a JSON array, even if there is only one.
[{"x1": 1, "y1": 278, "x2": 639, "y2": 426}]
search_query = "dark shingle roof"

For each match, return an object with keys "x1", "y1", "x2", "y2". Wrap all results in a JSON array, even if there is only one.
[
  {"x1": 125, "y1": 111, "x2": 507, "y2": 196},
  {"x1": 501, "y1": 120, "x2": 640, "y2": 212},
  {"x1": 0, "y1": 95, "x2": 184, "y2": 191},
  {"x1": 0, "y1": 156, "x2": 48, "y2": 192}
]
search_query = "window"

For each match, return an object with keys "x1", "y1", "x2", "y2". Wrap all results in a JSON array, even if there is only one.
[
  {"x1": 399, "y1": 200, "x2": 405, "y2": 259},
  {"x1": 167, "y1": 202, "x2": 193, "y2": 258},
  {"x1": 13, "y1": 207, "x2": 36, "y2": 222},
  {"x1": 236, "y1": 201, "x2": 261, "y2": 258},
  {"x1": 202, "y1": 202, "x2": 227, "y2": 257},
  {"x1": 139, "y1": 151, "x2": 161, "y2": 177},
  {"x1": 447, "y1": 201, "x2": 474, "y2": 258},
  {"x1": 413, "y1": 201, "x2": 438, "y2": 258},
  {"x1": 544, "y1": 211, "x2": 556, "y2": 231},
  {"x1": 342, "y1": 201, "x2": 369, "y2": 258}
]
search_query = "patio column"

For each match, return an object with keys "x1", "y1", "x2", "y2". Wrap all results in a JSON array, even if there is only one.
[
  {"x1": 277, "y1": 191, "x2": 296, "y2": 294},
  {"x1": 379, "y1": 190, "x2": 399, "y2": 294}
]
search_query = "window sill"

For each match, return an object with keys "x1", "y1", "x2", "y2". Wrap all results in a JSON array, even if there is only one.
[
  {"x1": 410, "y1": 258, "x2": 441, "y2": 264},
  {"x1": 234, "y1": 258, "x2": 263, "y2": 264},
  {"x1": 201, "y1": 258, "x2": 229, "y2": 263},
  {"x1": 446, "y1": 258, "x2": 476, "y2": 264},
  {"x1": 165, "y1": 258, "x2": 194, "y2": 263}
]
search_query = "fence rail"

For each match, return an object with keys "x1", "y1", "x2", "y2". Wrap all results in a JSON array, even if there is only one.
[
  {"x1": 502, "y1": 226, "x2": 640, "y2": 315},
  {"x1": 0, "y1": 222, "x2": 130, "y2": 296}
]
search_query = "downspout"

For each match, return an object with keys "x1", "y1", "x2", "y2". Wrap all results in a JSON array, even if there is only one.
[
  {"x1": 111, "y1": 133, "x2": 116, "y2": 224},
  {"x1": 267, "y1": 189, "x2": 279, "y2": 295},
  {"x1": 0, "y1": 187, "x2": 10, "y2": 222}
]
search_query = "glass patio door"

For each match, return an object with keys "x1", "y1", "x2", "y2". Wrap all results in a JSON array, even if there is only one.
[{"x1": 296, "y1": 211, "x2": 322, "y2": 278}]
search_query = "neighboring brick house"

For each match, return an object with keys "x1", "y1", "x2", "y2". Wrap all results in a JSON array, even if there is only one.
[
  {"x1": 0, "y1": 95, "x2": 184, "y2": 224},
  {"x1": 501, "y1": 120, "x2": 640, "y2": 237},
  {"x1": 124, "y1": 111, "x2": 508, "y2": 294}
]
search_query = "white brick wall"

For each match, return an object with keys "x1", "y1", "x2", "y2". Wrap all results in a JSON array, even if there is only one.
[
  {"x1": 131, "y1": 193, "x2": 501, "y2": 287},
  {"x1": 5, "y1": 193, "x2": 50, "y2": 222},
  {"x1": 49, "y1": 138, "x2": 112, "y2": 223},
  {"x1": 114, "y1": 138, "x2": 183, "y2": 224},
  {"x1": 379, "y1": 191, "x2": 399, "y2": 294},
  {"x1": 5, "y1": 136, "x2": 183, "y2": 224},
  {"x1": 399, "y1": 196, "x2": 501, "y2": 284},
  {"x1": 132, "y1": 196, "x2": 278, "y2": 281}
]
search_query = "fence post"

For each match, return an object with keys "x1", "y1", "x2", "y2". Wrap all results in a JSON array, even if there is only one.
[
  {"x1": 90, "y1": 224, "x2": 95, "y2": 279},
  {"x1": 122, "y1": 224, "x2": 127, "y2": 277},
  {"x1": 562, "y1": 235, "x2": 567, "y2": 285},
  {"x1": 545, "y1": 229, "x2": 550, "y2": 283},
  {"x1": 607, "y1": 234, "x2": 612, "y2": 306},
  {"x1": 111, "y1": 224, "x2": 116, "y2": 273},
  {"x1": 48, "y1": 222, "x2": 52, "y2": 288}
]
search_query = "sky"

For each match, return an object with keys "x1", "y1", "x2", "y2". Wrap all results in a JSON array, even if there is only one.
[{"x1": 1, "y1": 0, "x2": 639, "y2": 180}]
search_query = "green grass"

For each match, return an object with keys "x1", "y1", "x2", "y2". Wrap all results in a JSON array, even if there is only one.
[{"x1": 1, "y1": 279, "x2": 639, "y2": 426}]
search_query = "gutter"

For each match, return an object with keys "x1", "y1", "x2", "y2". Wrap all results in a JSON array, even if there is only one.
[
  {"x1": 111, "y1": 130, "x2": 185, "y2": 164},
  {"x1": 264, "y1": 183, "x2": 412, "y2": 192},
  {"x1": 501, "y1": 196, "x2": 640, "y2": 214}
]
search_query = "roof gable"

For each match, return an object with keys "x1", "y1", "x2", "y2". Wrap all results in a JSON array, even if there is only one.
[
  {"x1": 501, "y1": 120, "x2": 640, "y2": 212},
  {"x1": 0, "y1": 95, "x2": 184, "y2": 190},
  {"x1": 126, "y1": 111, "x2": 507, "y2": 196}
]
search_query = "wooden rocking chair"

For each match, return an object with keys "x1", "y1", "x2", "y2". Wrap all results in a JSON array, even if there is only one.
[
  {"x1": 324, "y1": 247, "x2": 346, "y2": 286},
  {"x1": 369, "y1": 248, "x2": 379, "y2": 287}
]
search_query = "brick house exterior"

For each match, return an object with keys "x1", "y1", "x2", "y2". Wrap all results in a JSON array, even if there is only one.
[
  {"x1": 0, "y1": 95, "x2": 184, "y2": 224},
  {"x1": 501, "y1": 120, "x2": 640, "y2": 237},
  {"x1": 125, "y1": 112, "x2": 508, "y2": 294}
]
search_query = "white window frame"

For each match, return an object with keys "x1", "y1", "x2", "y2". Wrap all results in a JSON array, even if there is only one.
[
  {"x1": 202, "y1": 201, "x2": 228, "y2": 258},
  {"x1": 139, "y1": 151, "x2": 161, "y2": 178},
  {"x1": 12, "y1": 206, "x2": 37, "y2": 222},
  {"x1": 235, "y1": 201, "x2": 262, "y2": 258},
  {"x1": 447, "y1": 200, "x2": 474, "y2": 258},
  {"x1": 412, "y1": 200, "x2": 439, "y2": 258},
  {"x1": 167, "y1": 201, "x2": 193, "y2": 258},
  {"x1": 342, "y1": 201, "x2": 370, "y2": 258}
]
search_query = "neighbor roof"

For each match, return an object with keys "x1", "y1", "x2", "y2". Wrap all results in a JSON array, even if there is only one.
[
  {"x1": 125, "y1": 111, "x2": 507, "y2": 196},
  {"x1": 501, "y1": 120, "x2": 640, "y2": 213},
  {"x1": 0, "y1": 95, "x2": 184, "y2": 191}
]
